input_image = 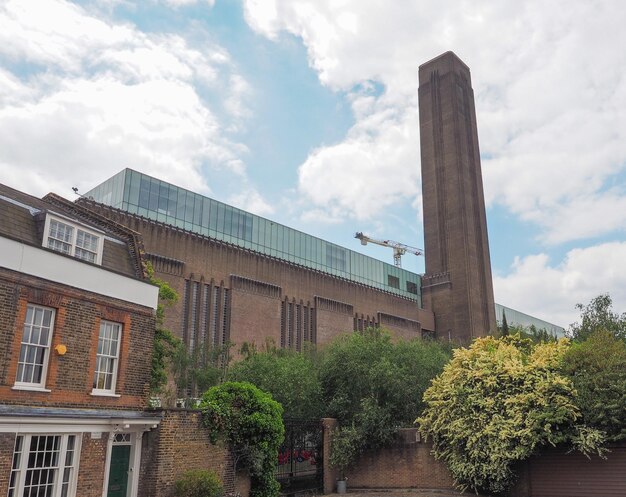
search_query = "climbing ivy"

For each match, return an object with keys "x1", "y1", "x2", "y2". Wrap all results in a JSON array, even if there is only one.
[
  {"x1": 201, "y1": 382, "x2": 284, "y2": 497},
  {"x1": 146, "y1": 262, "x2": 180, "y2": 395}
]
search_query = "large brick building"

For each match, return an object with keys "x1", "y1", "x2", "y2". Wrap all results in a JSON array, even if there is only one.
[
  {"x1": 78, "y1": 52, "x2": 562, "y2": 370},
  {"x1": 81, "y1": 167, "x2": 435, "y2": 359},
  {"x1": 0, "y1": 184, "x2": 159, "y2": 497}
]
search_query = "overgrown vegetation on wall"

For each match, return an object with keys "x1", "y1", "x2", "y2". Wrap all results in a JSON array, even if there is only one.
[
  {"x1": 321, "y1": 328, "x2": 451, "y2": 469},
  {"x1": 229, "y1": 328, "x2": 452, "y2": 474},
  {"x1": 147, "y1": 262, "x2": 181, "y2": 395},
  {"x1": 201, "y1": 382, "x2": 284, "y2": 497}
]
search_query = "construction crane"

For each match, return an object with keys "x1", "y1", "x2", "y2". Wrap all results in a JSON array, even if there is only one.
[{"x1": 355, "y1": 232, "x2": 424, "y2": 268}]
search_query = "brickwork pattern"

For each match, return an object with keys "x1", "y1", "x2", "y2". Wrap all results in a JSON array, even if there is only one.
[
  {"x1": 0, "y1": 269, "x2": 154, "y2": 410},
  {"x1": 230, "y1": 287, "x2": 281, "y2": 350},
  {"x1": 139, "y1": 409, "x2": 232, "y2": 497},
  {"x1": 0, "y1": 433, "x2": 16, "y2": 497},
  {"x1": 324, "y1": 427, "x2": 455, "y2": 492},
  {"x1": 75, "y1": 433, "x2": 108, "y2": 497},
  {"x1": 419, "y1": 52, "x2": 497, "y2": 342},
  {"x1": 84, "y1": 210, "x2": 436, "y2": 350},
  {"x1": 316, "y1": 309, "x2": 353, "y2": 346}
]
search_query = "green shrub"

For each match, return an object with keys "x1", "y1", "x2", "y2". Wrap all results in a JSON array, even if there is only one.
[
  {"x1": 228, "y1": 346, "x2": 324, "y2": 419},
  {"x1": 201, "y1": 382, "x2": 284, "y2": 497},
  {"x1": 417, "y1": 335, "x2": 605, "y2": 495},
  {"x1": 561, "y1": 329, "x2": 626, "y2": 441},
  {"x1": 174, "y1": 469, "x2": 223, "y2": 497}
]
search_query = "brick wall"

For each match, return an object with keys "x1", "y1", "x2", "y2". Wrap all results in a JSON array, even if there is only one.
[
  {"x1": 0, "y1": 433, "x2": 15, "y2": 497},
  {"x1": 0, "y1": 269, "x2": 155, "y2": 410},
  {"x1": 76, "y1": 433, "x2": 108, "y2": 496},
  {"x1": 323, "y1": 424, "x2": 455, "y2": 493},
  {"x1": 139, "y1": 409, "x2": 236, "y2": 497},
  {"x1": 87, "y1": 210, "x2": 436, "y2": 352},
  {"x1": 230, "y1": 287, "x2": 281, "y2": 349}
]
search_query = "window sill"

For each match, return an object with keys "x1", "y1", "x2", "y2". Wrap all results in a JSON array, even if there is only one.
[
  {"x1": 12, "y1": 385, "x2": 51, "y2": 393},
  {"x1": 90, "y1": 391, "x2": 121, "y2": 398}
]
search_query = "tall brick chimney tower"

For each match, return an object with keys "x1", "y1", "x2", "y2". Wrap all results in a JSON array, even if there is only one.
[{"x1": 418, "y1": 51, "x2": 497, "y2": 342}]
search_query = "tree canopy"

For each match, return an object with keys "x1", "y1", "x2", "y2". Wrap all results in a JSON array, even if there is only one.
[
  {"x1": 561, "y1": 329, "x2": 626, "y2": 441},
  {"x1": 569, "y1": 294, "x2": 626, "y2": 342},
  {"x1": 417, "y1": 335, "x2": 605, "y2": 495},
  {"x1": 321, "y1": 328, "x2": 451, "y2": 470},
  {"x1": 227, "y1": 346, "x2": 324, "y2": 419}
]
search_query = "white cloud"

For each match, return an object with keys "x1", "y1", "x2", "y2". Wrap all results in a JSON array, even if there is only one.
[
  {"x1": 243, "y1": 0, "x2": 626, "y2": 245},
  {"x1": 228, "y1": 188, "x2": 275, "y2": 217},
  {"x1": 494, "y1": 242, "x2": 626, "y2": 329},
  {"x1": 0, "y1": 0, "x2": 257, "y2": 201},
  {"x1": 297, "y1": 94, "x2": 420, "y2": 221}
]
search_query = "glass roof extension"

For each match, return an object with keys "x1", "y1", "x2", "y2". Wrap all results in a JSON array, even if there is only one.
[
  {"x1": 84, "y1": 169, "x2": 423, "y2": 304},
  {"x1": 495, "y1": 303, "x2": 565, "y2": 338}
]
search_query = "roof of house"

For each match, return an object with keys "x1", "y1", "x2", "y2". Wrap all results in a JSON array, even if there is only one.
[{"x1": 0, "y1": 183, "x2": 147, "y2": 280}]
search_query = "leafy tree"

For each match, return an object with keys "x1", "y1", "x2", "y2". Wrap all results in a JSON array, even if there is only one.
[
  {"x1": 569, "y1": 294, "x2": 626, "y2": 342},
  {"x1": 172, "y1": 343, "x2": 231, "y2": 399},
  {"x1": 417, "y1": 335, "x2": 605, "y2": 495},
  {"x1": 561, "y1": 329, "x2": 626, "y2": 441},
  {"x1": 201, "y1": 382, "x2": 284, "y2": 497},
  {"x1": 321, "y1": 328, "x2": 450, "y2": 468},
  {"x1": 227, "y1": 346, "x2": 323, "y2": 419}
]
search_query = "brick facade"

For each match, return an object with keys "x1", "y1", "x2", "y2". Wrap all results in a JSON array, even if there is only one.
[
  {"x1": 419, "y1": 52, "x2": 497, "y2": 342},
  {"x1": 0, "y1": 269, "x2": 154, "y2": 409},
  {"x1": 0, "y1": 183, "x2": 160, "y2": 497},
  {"x1": 0, "y1": 434, "x2": 13, "y2": 497},
  {"x1": 323, "y1": 426, "x2": 455, "y2": 493},
  {"x1": 83, "y1": 209, "x2": 435, "y2": 356},
  {"x1": 139, "y1": 409, "x2": 243, "y2": 497},
  {"x1": 75, "y1": 434, "x2": 109, "y2": 496}
]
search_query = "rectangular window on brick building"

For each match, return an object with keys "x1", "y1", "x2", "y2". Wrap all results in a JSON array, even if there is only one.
[
  {"x1": 406, "y1": 281, "x2": 418, "y2": 294},
  {"x1": 15, "y1": 304, "x2": 55, "y2": 390},
  {"x1": 8, "y1": 434, "x2": 80, "y2": 497},
  {"x1": 92, "y1": 320, "x2": 122, "y2": 395}
]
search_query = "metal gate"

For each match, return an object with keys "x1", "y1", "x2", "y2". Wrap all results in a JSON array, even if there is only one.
[{"x1": 276, "y1": 419, "x2": 323, "y2": 496}]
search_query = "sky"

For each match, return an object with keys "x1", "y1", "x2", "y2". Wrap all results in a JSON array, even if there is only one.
[{"x1": 1, "y1": 0, "x2": 625, "y2": 329}]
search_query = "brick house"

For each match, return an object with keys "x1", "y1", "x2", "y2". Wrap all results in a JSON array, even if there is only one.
[{"x1": 0, "y1": 183, "x2": 160, "y2": 497}]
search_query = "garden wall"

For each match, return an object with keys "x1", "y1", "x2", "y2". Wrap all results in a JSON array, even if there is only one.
[
  {"x1": 323, "y1": 422, "x2": 626, "y2": 497},
  {"x1": 323, "y1": 424, "x2": 455, "y2": 494},
  {"x1": 139, "y1": 409, "x2": 250, "y2": 497}
]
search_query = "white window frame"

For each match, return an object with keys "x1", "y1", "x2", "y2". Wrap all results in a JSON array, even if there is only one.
[
  {"x1": 42, "y1": 213, "x2": 105, "y2": 265},
  {"x1": 14, "y1": 304, "x2": 55, "y2": 391},
  {"x1": 92, "y1": 320, "x2": 122, "y2": 397},
  {"x1": 8, "y1": 433, "x2": 81, "y2": 497}
]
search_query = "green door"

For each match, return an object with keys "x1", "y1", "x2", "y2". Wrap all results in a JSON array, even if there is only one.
[{"x1": 107, "y1": 445, "x2": 131, "y2": 497}]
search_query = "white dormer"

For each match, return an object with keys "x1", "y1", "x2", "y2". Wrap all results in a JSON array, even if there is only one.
[{"x1": 42, "y1": 213, "x2": 105, "y2": 265}]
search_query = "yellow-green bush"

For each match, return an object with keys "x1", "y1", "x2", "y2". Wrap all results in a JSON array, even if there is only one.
[{"x1": 417, "y1": 335, "x2": 605, "y2": 495}]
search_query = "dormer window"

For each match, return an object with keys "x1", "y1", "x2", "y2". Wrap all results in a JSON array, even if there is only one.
[{"x1": 43, "y1": 214, "x2": 104, "y2": 265}]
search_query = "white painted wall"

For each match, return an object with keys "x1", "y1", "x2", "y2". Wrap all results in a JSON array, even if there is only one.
[{"x1": 0, "y1": 237, "x2": 158, "y2": 310}]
